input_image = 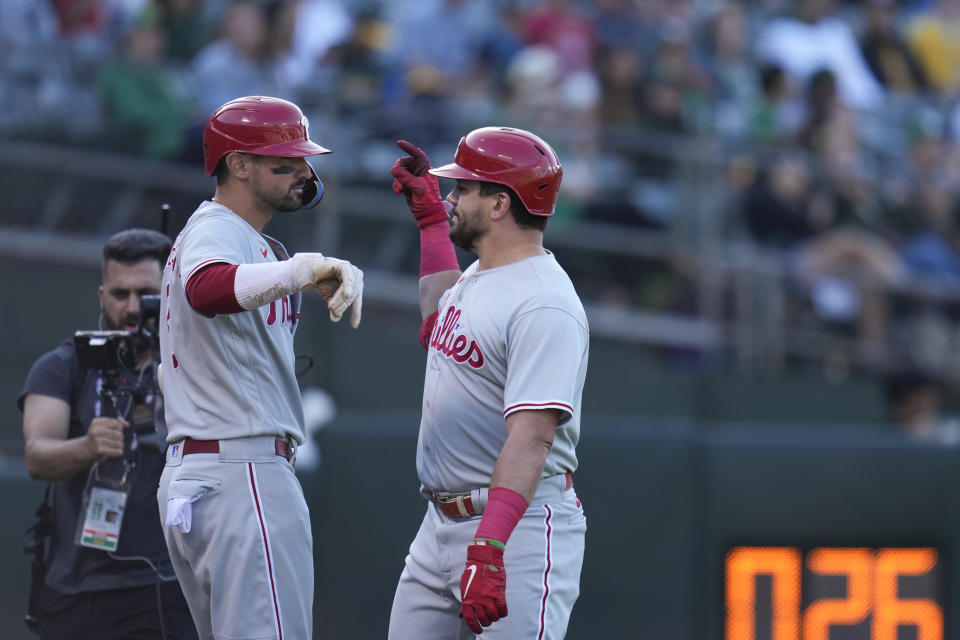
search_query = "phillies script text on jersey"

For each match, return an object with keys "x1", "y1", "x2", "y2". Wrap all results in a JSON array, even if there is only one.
[
  {"x1": 266, "y1": 296, "x2": 297, "y2": 326},
  {"x1": 429, "y1": 305, "x2": 485, "y2": 369}
]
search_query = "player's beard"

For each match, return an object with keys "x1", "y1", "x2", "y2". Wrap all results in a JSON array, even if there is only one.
[
  {"x1": 449, "y1": 207, "x2": 486, "y2": 251},
  {"x1": 275, "y1": 185, "x2": 304, "y2": 212},
  {"x1": 251, "y1": 176, "x2": 304, "y2": 212},
  {"x1": 269, "y1": 184, "x2": 305, "y2": 212}
]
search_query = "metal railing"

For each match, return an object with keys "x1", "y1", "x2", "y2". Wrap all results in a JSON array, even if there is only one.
[{"x1": 1, "y1": 135, "x2": 956, "y2": 382}]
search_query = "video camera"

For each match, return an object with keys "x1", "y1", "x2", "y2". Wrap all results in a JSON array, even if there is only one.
[
  {"x1": 74, "y1": 294, "x2": 160, "y2": 373},
  {"x1": 73, "y1": 294, "x2": 165, "y2": 449}
]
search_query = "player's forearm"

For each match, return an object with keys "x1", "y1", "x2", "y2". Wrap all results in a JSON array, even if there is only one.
[
  {"x1": 25, "y1": 437, "x2": 97, "y2": 482},
  {"x1": 489, "y1": 440, "x2": 550, "y2": 503},
  {"x1": 188, "y1": 262, "x2": 295, "y2": 314},
  {"x1": 471, "y1": 413, "x2": 557, "y2": 549},
  {"x1": 416, "y1": 216, "x2": 460, "y2": 319},
  {"x1": 490, "y1": 412, "x2": 558, "y2": 502}
]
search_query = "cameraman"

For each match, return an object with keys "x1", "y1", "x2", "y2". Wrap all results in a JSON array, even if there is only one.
[{"x1": 18, "y1": 229, "x2": 196, "y2": 640}]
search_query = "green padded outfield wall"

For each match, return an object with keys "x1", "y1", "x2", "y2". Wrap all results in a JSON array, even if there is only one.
[{"x1": 2, "y1": 420, "x2": 958, "y2": 639}]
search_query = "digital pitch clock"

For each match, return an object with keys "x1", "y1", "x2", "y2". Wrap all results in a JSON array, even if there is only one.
[{"x1": 725, "y1": 546, "x2": 945, "y2": 640}]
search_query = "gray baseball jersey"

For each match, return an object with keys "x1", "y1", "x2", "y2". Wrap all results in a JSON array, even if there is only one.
[
  {"x1": 391, "y1": 251, "x2": 589, "y2": 640},
  {"x1": 160, "y1": 201, "x2": 306, "y2": 445},
  {"x1": 417, "y1": 252, "x2": 589, "y2": 493},
  {"x1": 159, "y1": 200, "x2": 314, "y2": 639}
]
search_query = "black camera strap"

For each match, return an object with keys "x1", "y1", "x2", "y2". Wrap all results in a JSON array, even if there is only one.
[{"x1": 24, "y1": 484, "x2": 53, "y2": 634}]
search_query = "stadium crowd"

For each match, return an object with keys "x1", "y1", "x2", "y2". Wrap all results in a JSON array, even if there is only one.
[{"x1": 6, "y1": 0, "x2": 960, "y2": 380}]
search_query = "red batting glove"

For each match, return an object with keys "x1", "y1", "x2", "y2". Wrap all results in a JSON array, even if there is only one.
[
  {"x1": 390, "y1": 140, "x2": 450, "y2": 229},
  {"x1": 459, "y1": 540, "x2": 508, "y2": 634}
]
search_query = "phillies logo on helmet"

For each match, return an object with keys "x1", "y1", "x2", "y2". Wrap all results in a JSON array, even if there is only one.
[{"x1": 430, "y1": 306, "x2": 485, "y2": 369}]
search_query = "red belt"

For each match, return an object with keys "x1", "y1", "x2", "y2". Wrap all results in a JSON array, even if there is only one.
[
  {"x1": 433, "y1": 493, "x2": 479, "y2": 518},
  {"x1": 432, "y1": 472, "x2": 573, "y2": 519},
  {"x1": 182, "y1": 437, "x2": 294, "y2": 461}
]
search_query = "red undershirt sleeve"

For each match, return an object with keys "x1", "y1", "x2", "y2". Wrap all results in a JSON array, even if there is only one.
[
  {"x1": 418, "y1": 311, "x2": 438, "y2": 350},
  {"x1": 185, "y1": 263, "x2": 244, "y2": 316}
]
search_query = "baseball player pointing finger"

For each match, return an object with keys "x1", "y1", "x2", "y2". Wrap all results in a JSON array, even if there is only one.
[
  {"x1": 157, "y1": 96, "x2": 363, "y2": 640},
  {"x1": 387, "y1": 127, "x2": 589, "y2": 639}
]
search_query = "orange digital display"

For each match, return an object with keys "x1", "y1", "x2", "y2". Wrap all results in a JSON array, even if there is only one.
[{"x1": 725, "y1": 546, "x2": 944, "y2": 640}]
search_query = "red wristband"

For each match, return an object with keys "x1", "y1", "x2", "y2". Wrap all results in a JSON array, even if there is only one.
[
  {"x1": 475, "y1": 487, "x2": 529, "y2": 546},
  {"x1": 419, "y1": 220, "x2": 458, "y2": 278}
]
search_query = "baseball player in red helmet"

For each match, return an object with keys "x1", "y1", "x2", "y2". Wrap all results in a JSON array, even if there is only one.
[
  {"x1": 387, "y1": 127, "x2": 589, "y2": 638},
  {"x1": 157, "y1": 96, "x2": 363, "y2": 640}
]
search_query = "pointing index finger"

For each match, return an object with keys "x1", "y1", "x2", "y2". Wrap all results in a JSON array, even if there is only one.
[
  {"x1": 395, "y1": 140, "x2": 421, "y2": 157},
  {"x1": 396, "y1": 140, "x2": 430, "y2": 175}
]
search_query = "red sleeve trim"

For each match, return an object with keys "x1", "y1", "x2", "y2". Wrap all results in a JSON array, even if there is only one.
[
  {"x1": 418, "y1": 311, "x2": 439, "y2": 350},
  {"x1": 186, "y1": 258, "x2": 234, "y2": 281},
  {"x1": 503, "y1": 401, "x2": 574, "y2": 417},
  {"x1": 185, "y1": 263, "x2": 244, "y2": 316}
]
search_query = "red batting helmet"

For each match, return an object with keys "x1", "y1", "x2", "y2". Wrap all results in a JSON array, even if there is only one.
[
  {"x1": 203, "y1": 96, "x2": 331, "y2": 208},
  {"x1": 429, "y1": 127, "x2": 562, "y2": 216}
]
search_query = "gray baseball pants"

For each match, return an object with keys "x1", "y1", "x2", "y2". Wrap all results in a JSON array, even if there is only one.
[
  {"x1": 388, "y1": 474, "x2": 586, "y2": 639},
  {"x1": 158, "y1": 437, "x2": 313, "y2": 640}
]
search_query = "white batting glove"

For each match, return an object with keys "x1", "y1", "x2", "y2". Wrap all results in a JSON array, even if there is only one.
[
  {"x1": 289, "y1": 252, "x2": 327, "y2": 291},
  {"x1": 326, "y1": 262, "x2": 363, "y2": 329},
  {"x1": 289, "y1": 253, "x2": 364, "y2": 328}
]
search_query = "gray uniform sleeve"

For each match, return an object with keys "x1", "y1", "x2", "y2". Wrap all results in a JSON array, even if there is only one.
[
  {"x1": 503, "y1": 306, "x2": 588, "y2": 425},
  {"x1": 179, "y1": 216, "x2": 252, "y2": 284}
]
